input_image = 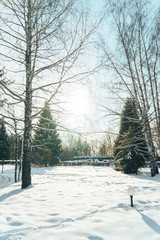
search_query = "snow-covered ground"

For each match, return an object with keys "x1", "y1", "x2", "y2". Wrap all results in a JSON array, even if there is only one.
[{"x1": 0, "y1": 165, "x2": 160, "y2": 240}]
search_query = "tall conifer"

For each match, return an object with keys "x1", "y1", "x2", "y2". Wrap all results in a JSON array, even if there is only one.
[
  {"x1": 32, "y1": 103, "x2": 62, "y2": 166},
  {"x1": 114, "y1": 98, "x2": 148, "y2": 174}
]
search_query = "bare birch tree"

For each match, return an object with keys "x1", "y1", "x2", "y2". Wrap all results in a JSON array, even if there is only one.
[
  {"x1": 102, "y1": 0, "x2": 160, "y2": 176},
  {"x1": 0, "y1": 0, "x2": 99, "y2": 188}
]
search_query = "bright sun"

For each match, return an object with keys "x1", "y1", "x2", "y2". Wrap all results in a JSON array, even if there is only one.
[{"x1": 68, "y1": 87, "x2": 90, "y2": 116}]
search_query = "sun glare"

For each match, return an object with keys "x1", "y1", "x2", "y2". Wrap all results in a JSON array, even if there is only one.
[{"x1": 68, "y1": 87, "x2": 90, "y2": 116}]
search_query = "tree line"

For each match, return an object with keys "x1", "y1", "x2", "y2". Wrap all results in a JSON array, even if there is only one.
[
  {"x1": 0, "y1": 101, "x2": 112, "y2": 177},
  {"x1": 1, "y1": 97, "x2": 151, "y2": 176}
]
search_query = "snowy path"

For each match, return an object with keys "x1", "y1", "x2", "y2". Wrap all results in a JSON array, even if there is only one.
[{"x1": 0, "y1": 166, "x2": 160, "y2": 239}]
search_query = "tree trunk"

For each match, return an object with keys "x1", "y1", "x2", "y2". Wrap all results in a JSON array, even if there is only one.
[
  {"x1": 22, "y1": 0, "x2": 32, "y2": 189},
  {"x1": 14, "y1": 121, "x2": 18, "y2": 182},
  {"x1": 18, "y1": 138, "x2": 23, "y2": 182},
  {"x1": 22, "y1": 100, "x2": 32, "y2": 188},
  {"x1": 144, "y1": 116, "x2": 159, "y2": 176}
]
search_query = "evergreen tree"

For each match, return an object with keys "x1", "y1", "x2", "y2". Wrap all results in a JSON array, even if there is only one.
[
  {"x1": 32, "y1": 103, "x2": 62, "y2": 166},
  {"x1": 0, "y1": 119, "x2": 12, "y2": 160},
  {"x1": 113, "y1": 98, "x2": 148, "y2": 174}
]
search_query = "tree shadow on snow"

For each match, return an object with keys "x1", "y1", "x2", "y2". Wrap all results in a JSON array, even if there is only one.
[
  {"x1": 88, "y1": 236, "x2": 104, "y2": 240},
  {"x1": 137, "y1": 210, "x2": 160, "y2": 234},
  {"x1": 129, "y1": 170, "x2": 160, "y2": 183},
  {"x1": 0, "y1": 188, "x2": 25, "y2": 202}
]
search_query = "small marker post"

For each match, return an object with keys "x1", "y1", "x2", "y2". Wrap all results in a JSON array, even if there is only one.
[{"x1": 127, "y1": 187, "x2": 135, "y2": 207}]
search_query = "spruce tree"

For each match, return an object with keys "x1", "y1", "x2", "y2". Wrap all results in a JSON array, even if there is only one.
[
  {"x1": 114, "y1": 98, "x2": 148, "y2": 174},
  {"x1": 0, "y1": 120, "x2": 11, "y2": 160},
  {"x1": 32, "y1": 103, "x2": 62, "y2": 166}
]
